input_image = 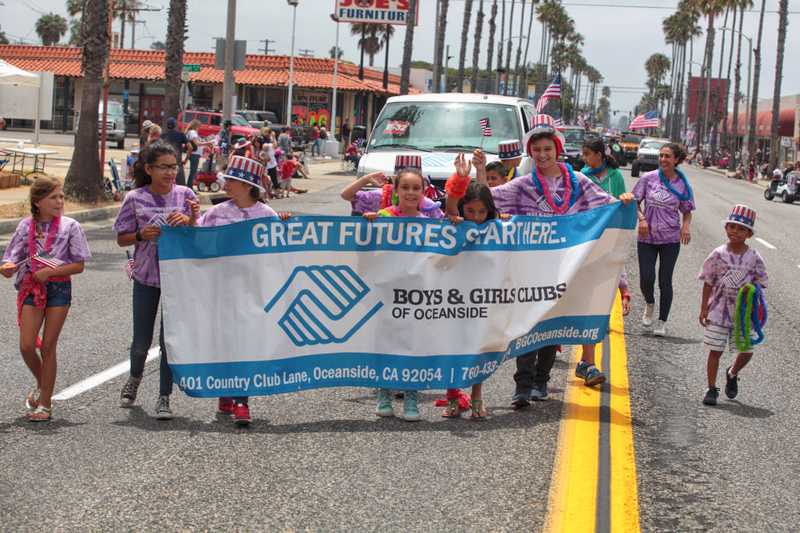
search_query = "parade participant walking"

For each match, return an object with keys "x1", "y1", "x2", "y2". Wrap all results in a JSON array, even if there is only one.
[
  {"x1": 1, "y1": 177, "x2": 91, "y2": 421},
  {"x1": 479, "y1": 114, "x2": 633, "y2": 407},
  {"x1": 113, "y1": 141, "x2": 197, "y2": 420},
  {"x1": 699, "y1": 205, "x2": 767, "y2": 406},
  {"x1": 632, "y1": 142, "x2": 694, "y2": 337},
  {"x1": 190, "y1": 156, "x2": 289, "y2": 425},
  {"x1": 363, "y1": 157, "x2": 428, "y2": 421},
  {"x1": 340, "y1": 156, "x2": 445, "y2": 218},
  {"x1": 497, "y1": 140, "x2": 523, "y2": 181},
  {"x1": 485, "y1": 161, "x2": 508, "y2": 188}
]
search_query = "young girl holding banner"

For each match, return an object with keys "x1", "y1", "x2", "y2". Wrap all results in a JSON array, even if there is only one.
[
  {"x1": 362, "y1": 157, "x2": 429, "y2": 421},
  {"x1": 1, "y1": 177, "x2": 91, "y2": 422},
  {"x1": 114, "y1": 141, "x2": 197, "y2": 420},
  {"x1": 479, "y1": 114, "x2": 634, "y2": 408},
  {"x1": 341, "y1": 165, "x2": 444, "y2": 218},
  {"x1": 190, "y1": 156, "x2": 291, "y2": 425}
]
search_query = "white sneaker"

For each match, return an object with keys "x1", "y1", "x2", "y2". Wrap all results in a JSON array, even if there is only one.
[
  {"x1": 642, "y1": 303, "x2": 654, "y2": 327},
  {"x1": 653, "y1": 320, "x2": 667, "y2": 337}
]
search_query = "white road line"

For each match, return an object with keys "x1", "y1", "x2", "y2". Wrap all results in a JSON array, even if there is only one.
[
  {"x1": 755, "y1": 237, "x2": 777, "y2": 250},
  {"x1": 52, "y1": 347, "x2": 160, "y2": 401}
]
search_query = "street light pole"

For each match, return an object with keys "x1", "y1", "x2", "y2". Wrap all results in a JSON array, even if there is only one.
[
  {"x1": 222, "y1": 0, "x2": 236, "y2": 122},
  {"x1": 286, "y1": 0, "x2": 299, "y2": 126},
  {"x1": 331, "y1": 14, "x2": 340, "y2": 138},
  {"x1": 719, "y1": 27, "x2": 753, "y2": 163}
]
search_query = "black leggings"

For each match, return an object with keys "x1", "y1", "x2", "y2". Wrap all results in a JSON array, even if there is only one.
[{"x1": 637, "y1": 241, "x2": 681, "y2": 321}]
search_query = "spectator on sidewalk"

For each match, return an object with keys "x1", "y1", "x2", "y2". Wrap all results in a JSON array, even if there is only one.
[
  {"x1": 310, "y1": 125, "x2": 321, "y2": 157},
  {"x1": 162, "y1": 118, "x2": 190, "y2": 186},
  {"x1": 139, "y1": 120, "x2": 153, "y2": 148},
  {"x1": 341, "y1": 119, "x2": 351, "y2": 144}
]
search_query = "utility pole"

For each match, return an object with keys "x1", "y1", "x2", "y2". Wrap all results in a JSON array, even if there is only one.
[
  {"x1": 443, "y1": 44, "x2": 453, "y2": 93},
  {"x1": 222, "y1": 0, "x2": 236, "y2": 122},
  {"x1": 260, "y1": 39, "x2": 276, "y2": 55},
  {"x1": 119, "y1": 3, "x2": 161, "y2": 49},
  {"x1": 298, "y1": 49, "x2": 314, "y2": 58}
]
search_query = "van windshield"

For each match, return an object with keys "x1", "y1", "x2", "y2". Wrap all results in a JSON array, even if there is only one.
[
  {"x1": 99, "y1": 101, "x2": 124, "y2": 116},
  {"x1": 640, "y1": 141, "x2": 665, "y2": 151},
  {"x1": 562, "y1": 129, "x2": 585, "y2": 144},
  {"x1": 368, "y1": 101, "x2": 521, "y2": 154}
]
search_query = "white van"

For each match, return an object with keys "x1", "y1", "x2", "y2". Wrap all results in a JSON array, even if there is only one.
[
  {"x1": 77, "y1": 100, "x2": 126, "y2": 149},
  {"x1": 358, "y1": 93, "x2": 536, "y2": 187}
]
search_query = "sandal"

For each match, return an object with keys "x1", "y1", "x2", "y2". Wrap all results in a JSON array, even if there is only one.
[
  {"x1": 470, "y1": 399, "x2": 488, "y2": 421},
  {"x1": 441, "y1": 398, "x2": 463, "y2": 418},
  {"x1": 28, "y1": 405, "x2": 52, "y2": 422},
  {"x1": 25, "y1": 388, "x2": 40, "y2": 411}
]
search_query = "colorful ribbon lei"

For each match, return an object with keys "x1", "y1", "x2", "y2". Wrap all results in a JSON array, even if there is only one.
[
  {"x1": 532, "y1": 163, "x2": 582, "y2": 214},
  {"x1": 733, "y1": 283, "x2": 767, "y2": 352},
  {"x1": 658, "y1": 167, "x2": 694, "y2": 202}
]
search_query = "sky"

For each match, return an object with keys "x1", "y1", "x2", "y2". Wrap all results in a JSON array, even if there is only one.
[{"x1": 2, "y1": 0, "x2": 798, "y2": 117}]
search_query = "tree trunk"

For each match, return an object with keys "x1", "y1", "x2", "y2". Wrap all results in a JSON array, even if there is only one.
[
  {"x1": 400, "y1": 0, "x2": 417, "y2": 95},
  {"x1": 504, "y1": 0, "x2": 515, "y2": 95},
  {"x1": 163, "y1": 0, "x2": 187, "y2": 125},
  {"x1": 721, "y1": 7, "x2": 737, "y2": 159},
  {"x1": 710, "y1": 8, "x2": 729, "y2": 162},
  {"x1": 512, "y1": 0, "x2": 525, "y2": 97},
  {"x1": 729, "y1": 6, "x2": 744, "y2": 170},
  {"x1": 486, "y1": 0, "x2": 497, "y2": 93},
  {"x1": 470, "y1": 0, "x2": 484, "y2": 93},
  {"x1": 433, "y1": 0, "x2": 449, "y2": 93},
  {"x1": 748, "y1": 0, "x2": 767, "y2": 165},
  {"x1": 496, "y1": 0, "x2": 506, "y2": 93},
  {"x1": 768, "y1": 0, "x2": 788, "y2": 170},
  {"x1": 520, "y1": 0, "x2": 535, "y2": 98},
  {"x1": 699, "y1": 13, "x2": 715, "y2": 151},
  {"x1": 456, "y1": 0, "x2": 473, "y2": 92},
  {"x1": 64, "y1": 0, "x2": 108, "y2": 203}
]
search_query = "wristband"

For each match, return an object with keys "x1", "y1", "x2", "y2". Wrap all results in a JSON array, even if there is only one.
[
  {"x1": 445, "y1": 172, "x2": 470, "y2": 200},
  {"x1": 135, "y1": 230, "x2": 142, "y2": 242}
]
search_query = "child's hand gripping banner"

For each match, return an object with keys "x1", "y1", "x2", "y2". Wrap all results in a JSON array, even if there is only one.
[{"x1": 159, "y1": 202, "x2": 636, "y2": 397}]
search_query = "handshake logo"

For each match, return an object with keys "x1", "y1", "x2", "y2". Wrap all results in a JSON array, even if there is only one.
[{"x1": 265, "y1": 265, "x2": 383, "y2": 347}]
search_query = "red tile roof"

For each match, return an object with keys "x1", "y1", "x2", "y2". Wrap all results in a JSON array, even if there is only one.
[{"x1": 0, "y1": 45, "x2": 415, "y2": 95}]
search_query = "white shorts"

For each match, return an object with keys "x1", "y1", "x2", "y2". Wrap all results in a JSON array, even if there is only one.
[{"x1": 704, "y1": 323, "x2": 754, "y2": 354}]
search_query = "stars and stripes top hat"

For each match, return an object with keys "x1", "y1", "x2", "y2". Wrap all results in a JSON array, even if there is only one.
[
  {"x1": 498, "y1": 140, "x2": 522, "y2": 161},
  {"x1": 394, "y1": 154, "x2": 423, "y2": 175},
  {"x1": 220, "y1": 155, "x2": 266, "y2": 191},
  {"x1": 724, "y1": 204, "x2": 756, "y2": 232},
  {"x1": 522, "y1": 114, "x2": 565, "y2": 158}
]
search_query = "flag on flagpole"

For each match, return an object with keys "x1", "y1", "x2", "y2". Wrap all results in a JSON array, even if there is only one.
[
  {"x1": 479, "y1": 117, "x2": 493, "y2": 137},
  {"x1": 536, "y1": 74, "x2": 561, "y2": 113},
  {"x1": 629, "y1": 111, "x2": 660, "y2": 130}
]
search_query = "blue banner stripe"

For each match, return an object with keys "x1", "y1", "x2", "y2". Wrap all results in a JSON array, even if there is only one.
[
  {"x1": 159, "y1": 203, "x2": 636, "y2": 260},
  {"x1": 169, "y1": 314, "x2": 610, "y2": 397}
]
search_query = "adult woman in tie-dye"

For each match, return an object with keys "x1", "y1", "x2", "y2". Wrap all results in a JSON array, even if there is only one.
[{"x1": 632, "y1": 143, "x2": 695, "y2": 337}]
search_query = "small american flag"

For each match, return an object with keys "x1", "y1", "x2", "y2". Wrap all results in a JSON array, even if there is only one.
[
  {"x1": 629, "y1": 111, "x2": 660, "y2": 130},
  {"x1": 32, "y1": 252, "x2": 64, "y2": 270},
  {"x1": 536, "y1": 74, "x2": 562, "y2": 113},
  {"x1": 125, "y1": 250, "x2": 135, "y2": 280},
  {"x1": 479, "y1": 117, "x2": 492, "y2": 137}
]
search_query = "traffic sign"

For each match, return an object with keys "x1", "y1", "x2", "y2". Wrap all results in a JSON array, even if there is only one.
[{"x1": 183, "y1": 64, "x2": 201, "y2": 72}]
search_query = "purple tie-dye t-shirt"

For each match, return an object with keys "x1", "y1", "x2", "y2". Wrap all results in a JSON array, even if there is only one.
[
  {"x1": 350, "y1": 188, "x2": 444, "y2": 219},
  {"x1": 698, "y1": 244, "x2": 768, "y2": 328},
  {"x1": 3, "y1": 216, "x2": 91, "y2": 289},
  {"x1": 113, "y1": 185, "x2": 197, "y2": 288},
  {"x1": 490, "y1": 171, "x2": 614, "y2": 216},
  {"x1": 632, "y1": 170, "x2": 695, "y2": 245},
  {"x1": 197, "y1": 199, "x2": 278, "y2": 227}
]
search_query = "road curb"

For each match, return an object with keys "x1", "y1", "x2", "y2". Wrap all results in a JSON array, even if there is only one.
[{"x1": 0, "y1": 205, "x2": 121, "y2": 235}]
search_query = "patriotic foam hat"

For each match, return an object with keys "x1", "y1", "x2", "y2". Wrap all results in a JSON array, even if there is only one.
[
  {"x1": 522, "y1": 114, "x2": 565, "y2": 158},
  {"x1": 498, "y1": 140, "x2": 522, "y2": 161},
  {"x1": 724, "y1": 204, "x2": 756, "y2": 232},
  {"x1": 220, "y1": 155, "x2": 266, "y2": 191},
  {"x1": 394, "y1": 154, "x2": 423, "y2": 175}
]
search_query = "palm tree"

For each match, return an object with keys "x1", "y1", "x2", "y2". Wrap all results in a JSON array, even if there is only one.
[
  {"x1": 512, "y1": 0, "x2": 525, "y2": 96},
  {"x1": 350, "y1": 23, "x2": 394, "y2": 67},
  {"x1": 692, "y1": 0, "x2": 726, "y2": 149},
  {"x1": 504, "y1": 0, "x2": 515, "y2": 95},
  {"x1": 35, "y1": 13, "x2": 69, "y2": 46},
  {"x1": 747, "y1": 0, "x2": 767, "y2": 164},
  {"x1": 0, "y1": 32, "x2": 8, "y2": 45},
  {"x1": 162, "y1": 0, "x2": 186, "y2": 125},
  {"x1": 64, "y1": 0, "x2": 108, "y2": 202},
  {"x1": 729, "y1": 0, "x2": 752, "y2": 170},
  {"x1": 432, "y1": 0, "x2": 449, "y2": 93},
  {"x1": 486, "y1": 1, "x2": 498, "y2": 94},
  {"x1": 519, "y1": 0, "x2": 538, "y2": 98},
  {"x1": 470, "y1": 0, "x2": 485, "y2": 93},
  {"x1": 456, "y1": 0, "x2": 473, "y2": 92},
  {"x1": 400, "y1": 0, "x2": 418, "y2": 95},
  {"x1": 329, "y1": 46, "x2": 344, "y2": 60},
  {"x1": 496, "y1": 0, "x2": 505, "y2": 93},
  {"x1": 768, "y1": 0, "x2": 788, "y2": 170},
  {"x1": 117, "y1": 0, "x2": 142, "y2": 49}
]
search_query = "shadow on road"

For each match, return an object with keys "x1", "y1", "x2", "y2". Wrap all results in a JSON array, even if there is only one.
[{"x1": 713, "y1": 400, "x2": 774, "y2": 419}]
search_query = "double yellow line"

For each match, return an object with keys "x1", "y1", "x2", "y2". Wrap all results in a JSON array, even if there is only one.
[{"x1": 544, "y1": 298, "x2": 640, "y2": 533}]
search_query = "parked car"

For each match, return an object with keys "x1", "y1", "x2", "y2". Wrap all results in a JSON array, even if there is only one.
[
  {"x1": 560, "y1": 125, "x2": 587, "y2": 169},
  {"x1": 75, "y1": 100, "x2": 126, "y2": 149},
  {"x1": 178, "y1": 110, "x2": 260, "y2": 142},
  {"x1": 631, "y1": 137, "x2": 670, "y2": 177},
  {"x1": 236, "y1": 109, "x2": 279, "y2": 130},
  {"x1": 357, "y1": 93, "x2": 536, "y2": 188}
]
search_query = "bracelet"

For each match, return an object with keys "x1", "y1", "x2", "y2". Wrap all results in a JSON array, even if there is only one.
[{"x1": 135, "y1": 230, "x2": 142, "y2": 242}]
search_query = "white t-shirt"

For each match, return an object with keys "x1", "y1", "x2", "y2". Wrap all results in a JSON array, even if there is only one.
[
  {"x1": 263, "y1": 143, "x2": 277, "y2": 169},
  {"x1": 187, "y1": 129, "x2": 203, "y2": 156}
]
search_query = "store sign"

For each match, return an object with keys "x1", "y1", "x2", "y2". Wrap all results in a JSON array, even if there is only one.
[{"x1": 334, "y1": 0, "x2": 419, "y2": 25}]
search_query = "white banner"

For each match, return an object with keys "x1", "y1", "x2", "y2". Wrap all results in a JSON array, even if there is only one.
[
  {"x1": 160, "y1": 203, "x2": 636, "y2": 397},
  {"x1": 334, "y1": 0, "x2": 418, "y2": 26}
]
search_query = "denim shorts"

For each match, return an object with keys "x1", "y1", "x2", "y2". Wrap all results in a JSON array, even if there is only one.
[{"x1": 23, "y1": 280, "x2": 72, "y2": 307}]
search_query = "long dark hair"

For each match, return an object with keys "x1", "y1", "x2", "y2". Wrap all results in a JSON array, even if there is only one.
[
  {"x1": 582, "y1": 138, "x2": 619, "y2": 169},
  {"x1": 133, "y1": 140, "x2": 177, "y2": 188},
  {"x1": 458, "y1": 182, "x2": 498, "y2": 221}
]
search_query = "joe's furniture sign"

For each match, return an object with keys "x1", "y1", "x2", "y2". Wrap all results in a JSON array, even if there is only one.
[{"x1": 335, "y1": 0, "x2": 419, "y2": 25}]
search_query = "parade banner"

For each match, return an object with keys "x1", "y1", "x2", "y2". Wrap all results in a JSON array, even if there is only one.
[{"x1": 159, "y1": 203, "x2": 636, "y2": 398}]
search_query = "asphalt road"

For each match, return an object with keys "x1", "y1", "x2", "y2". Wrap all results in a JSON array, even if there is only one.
[{"x1": 0, "y1": 166, "x2": 798, "y2": 531}]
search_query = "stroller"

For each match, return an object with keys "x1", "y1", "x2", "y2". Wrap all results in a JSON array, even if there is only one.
[{"x1": 195, "y1": 144, "x2": 222, "y2": 192}]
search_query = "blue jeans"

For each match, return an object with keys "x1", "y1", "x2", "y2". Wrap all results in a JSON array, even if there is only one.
[
  {"x1": 187, "y1": 154, "x2": 201, "y2": 189},
  {"x1": 312, "y1": 139, "x2": 321, "y2": 156},
  {"x1": 22, "y1": 280, "x2": 72, "y2": 307},
  {"x1": 129, "y1": 280, "x2": 173, "y2": 397}
]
